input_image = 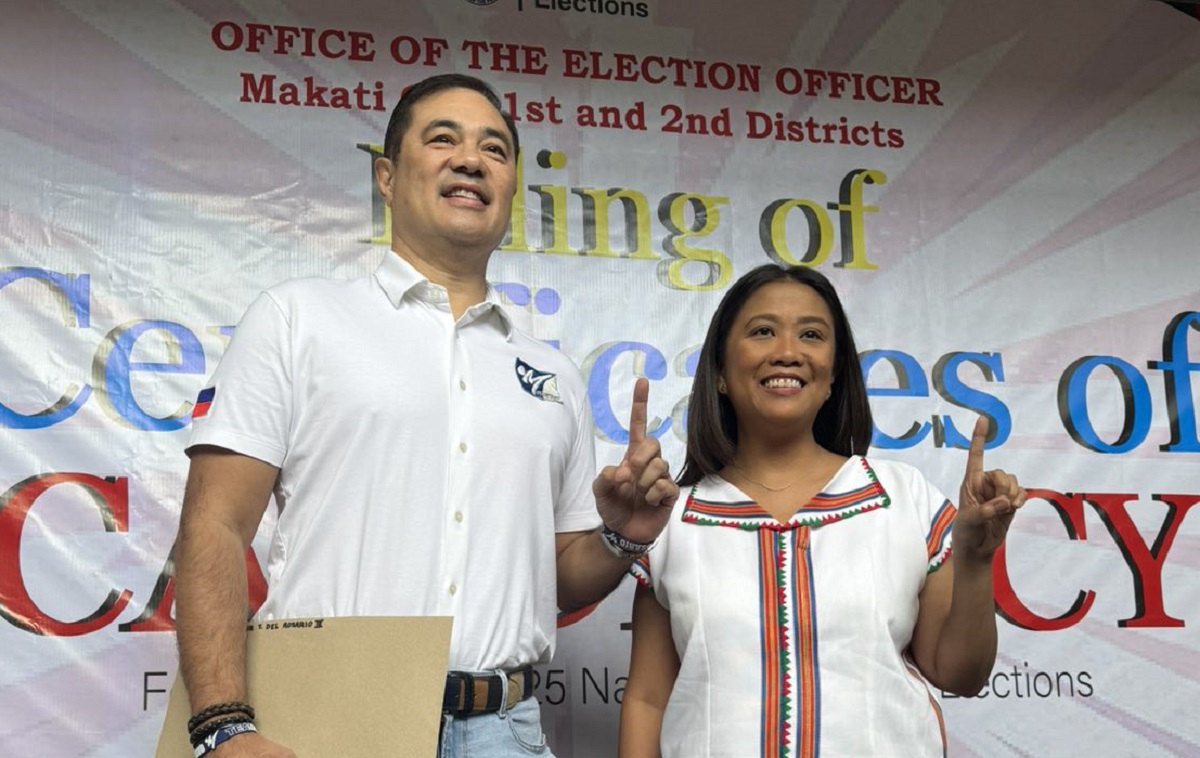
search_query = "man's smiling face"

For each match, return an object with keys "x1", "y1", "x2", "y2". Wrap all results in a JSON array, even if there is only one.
[{"x1": 381, "y1": 87, "x2": 517, "y2": 259}]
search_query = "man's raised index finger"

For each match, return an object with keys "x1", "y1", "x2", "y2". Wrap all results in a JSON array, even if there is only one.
[{"x1": 628, "y1": 377, "x2": 649, "y2": 449}]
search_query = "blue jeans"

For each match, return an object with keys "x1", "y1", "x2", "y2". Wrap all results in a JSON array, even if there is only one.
[{"x1": 437, "y1": 696, "x2": 552, "y2": 757}]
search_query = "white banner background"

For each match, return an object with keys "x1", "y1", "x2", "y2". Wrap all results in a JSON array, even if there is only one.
[{"x1": 1, "y1": 1, "x2": 1198, "y2": 755}]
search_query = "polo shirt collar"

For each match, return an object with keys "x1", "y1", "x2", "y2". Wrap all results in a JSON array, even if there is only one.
[{"x1": 374, "y1": 251, "x2": 515, "y2": 338}]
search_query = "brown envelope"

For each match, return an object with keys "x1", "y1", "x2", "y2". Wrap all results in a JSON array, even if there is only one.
[{"x1": 156, "y1": 616, "x2": 452, "y2": 757}]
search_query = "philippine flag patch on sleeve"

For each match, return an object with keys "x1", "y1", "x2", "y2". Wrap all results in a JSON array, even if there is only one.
[{"x1": 192, "y1": 387, "x2": 215, "y2": 418}]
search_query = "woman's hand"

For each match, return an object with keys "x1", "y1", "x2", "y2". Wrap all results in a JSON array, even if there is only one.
[{"x1": 954, "y1": 416, "x2": 1027, "y2": 562}]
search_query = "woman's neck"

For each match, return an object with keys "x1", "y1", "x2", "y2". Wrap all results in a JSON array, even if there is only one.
[
  {"x1": 731, "y1": 429, "x2": 828, "y2": 473},
  {"x1": 721, "y1": 439, "x2": 850, "y2": 519}
]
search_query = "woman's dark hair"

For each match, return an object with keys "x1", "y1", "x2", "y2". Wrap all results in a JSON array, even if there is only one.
[
  {"x1": 678, "y1": 264, "x2": 873, "y2": 486},
  {"x1": 382, "y1": 73, "x2": 520, "y2": 162}
]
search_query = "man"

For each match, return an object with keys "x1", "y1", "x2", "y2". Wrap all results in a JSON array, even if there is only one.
[{"x1": 174, "y1": 73, "x2": 678, "y2": 757}]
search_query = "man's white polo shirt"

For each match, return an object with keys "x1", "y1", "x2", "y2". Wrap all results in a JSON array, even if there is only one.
[{"x1": 189, "y1": 252, "x2": 601, "y2": 671}]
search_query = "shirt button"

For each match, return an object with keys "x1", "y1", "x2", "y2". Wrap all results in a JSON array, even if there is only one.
[
  {"x1": 448, "y1": 584, "x2": 457, "y2": 596},
  {"x1": 459, "y1": 379, "x2": 467, "y2": 391},
  {"x1": 459, "y1": 442, "x2": 467, "y2": 453},
  {"x1": 454, "y1": 511, "x2": 464, "y2": 523}
]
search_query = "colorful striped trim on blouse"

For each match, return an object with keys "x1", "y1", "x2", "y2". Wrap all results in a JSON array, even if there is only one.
[
  {"x1": 630, "y1": 553, "x2": 652, "y2": 588},
  {"x1": 925, "y1": 499, "x2": 957, "y2": 573},
  {"x1": 758, "y1": 526, "x2": 818, "y2": 758},
  {"x1": 683, "y1": 457, "x2": 891, "y2": 531}
]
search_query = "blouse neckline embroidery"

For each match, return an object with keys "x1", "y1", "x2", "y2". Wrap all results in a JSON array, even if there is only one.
[{"x1": 682, "y1": 456, "x2": 891, "y2": 531}]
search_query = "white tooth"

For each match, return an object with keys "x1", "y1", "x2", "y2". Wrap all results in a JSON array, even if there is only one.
[{"x1": 764, "y1": 377, "x2": 802, "y2": 388}]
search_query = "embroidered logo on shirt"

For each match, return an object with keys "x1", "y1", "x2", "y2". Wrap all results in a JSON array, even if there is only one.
[
  {"x1": 515, "y1": 358, "x2": 562, "y2": 404},
  {"x1": 192, "y1": 387, "x2": 215, "y2": 418}
]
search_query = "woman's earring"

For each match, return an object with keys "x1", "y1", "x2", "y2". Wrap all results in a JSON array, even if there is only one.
[{"x1": 718, "y1": 379, "x2": 728, "y2": 394}]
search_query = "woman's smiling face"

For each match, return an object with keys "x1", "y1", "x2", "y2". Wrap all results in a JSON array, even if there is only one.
[{"x1": 720, "y1": 280, "x2": 836, "y2": 438}]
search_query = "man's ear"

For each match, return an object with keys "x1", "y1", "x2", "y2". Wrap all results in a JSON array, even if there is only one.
[{"x1": 373, "y1": 156, "x2": 395, "y2": 202}]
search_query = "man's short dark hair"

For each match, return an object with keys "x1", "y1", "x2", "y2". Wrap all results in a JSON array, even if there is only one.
[
  {"x1": 678, "y1": 264, "x2": 874, "y2": 487},
  {"x1": 382, "y1": 73, "x2": 520, "y2": 162}
]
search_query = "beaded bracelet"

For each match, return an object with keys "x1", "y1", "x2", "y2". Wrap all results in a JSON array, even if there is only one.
[
  {"x1": 187, "y1": 701, "x2": 256, "y2": 734},
  {"x1": 192, "y1": 721, "x2": 257, "y2": 757}
]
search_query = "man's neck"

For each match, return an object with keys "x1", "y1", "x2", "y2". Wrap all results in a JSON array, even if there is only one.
[{"x1": 390, "y1": 242, "x2": 490, "y2": 320}]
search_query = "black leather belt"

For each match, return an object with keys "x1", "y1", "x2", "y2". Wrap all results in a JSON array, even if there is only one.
[{"x1": 442, "y1": 666, "x2": 534, "y2": 715}]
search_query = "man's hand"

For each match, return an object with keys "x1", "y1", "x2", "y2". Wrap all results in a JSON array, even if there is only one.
[
  {"x1": 953, "y1": 416, "x2": 1027, "y2": 562},
  {"x1": 591, "y1": 377, "x2": 679, "y2": 544}
]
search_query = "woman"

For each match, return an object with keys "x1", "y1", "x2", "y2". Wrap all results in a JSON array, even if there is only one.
[{"x1": 619, "y1": 264, "x2": 1024, "y2": 757}]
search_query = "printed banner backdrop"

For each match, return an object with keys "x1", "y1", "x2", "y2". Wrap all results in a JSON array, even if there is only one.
[{"x1": 2, "y1": 0, "x2": 1199, "y2": 755}]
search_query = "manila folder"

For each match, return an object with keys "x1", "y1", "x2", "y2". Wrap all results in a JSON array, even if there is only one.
[{"x1": 156, "y1": 616, "x2": 452, "y2": 757}]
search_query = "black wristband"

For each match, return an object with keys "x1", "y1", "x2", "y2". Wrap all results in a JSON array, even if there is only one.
[
  {"x1": 600, "y1": 525, "x2": 656, "y2": 560},
  {"x1": 190, "y1": 714, "x2": 257, "y2": 748},
  {"x1": 193, "y1": 721, "x2": 257, "y2": 756}
]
